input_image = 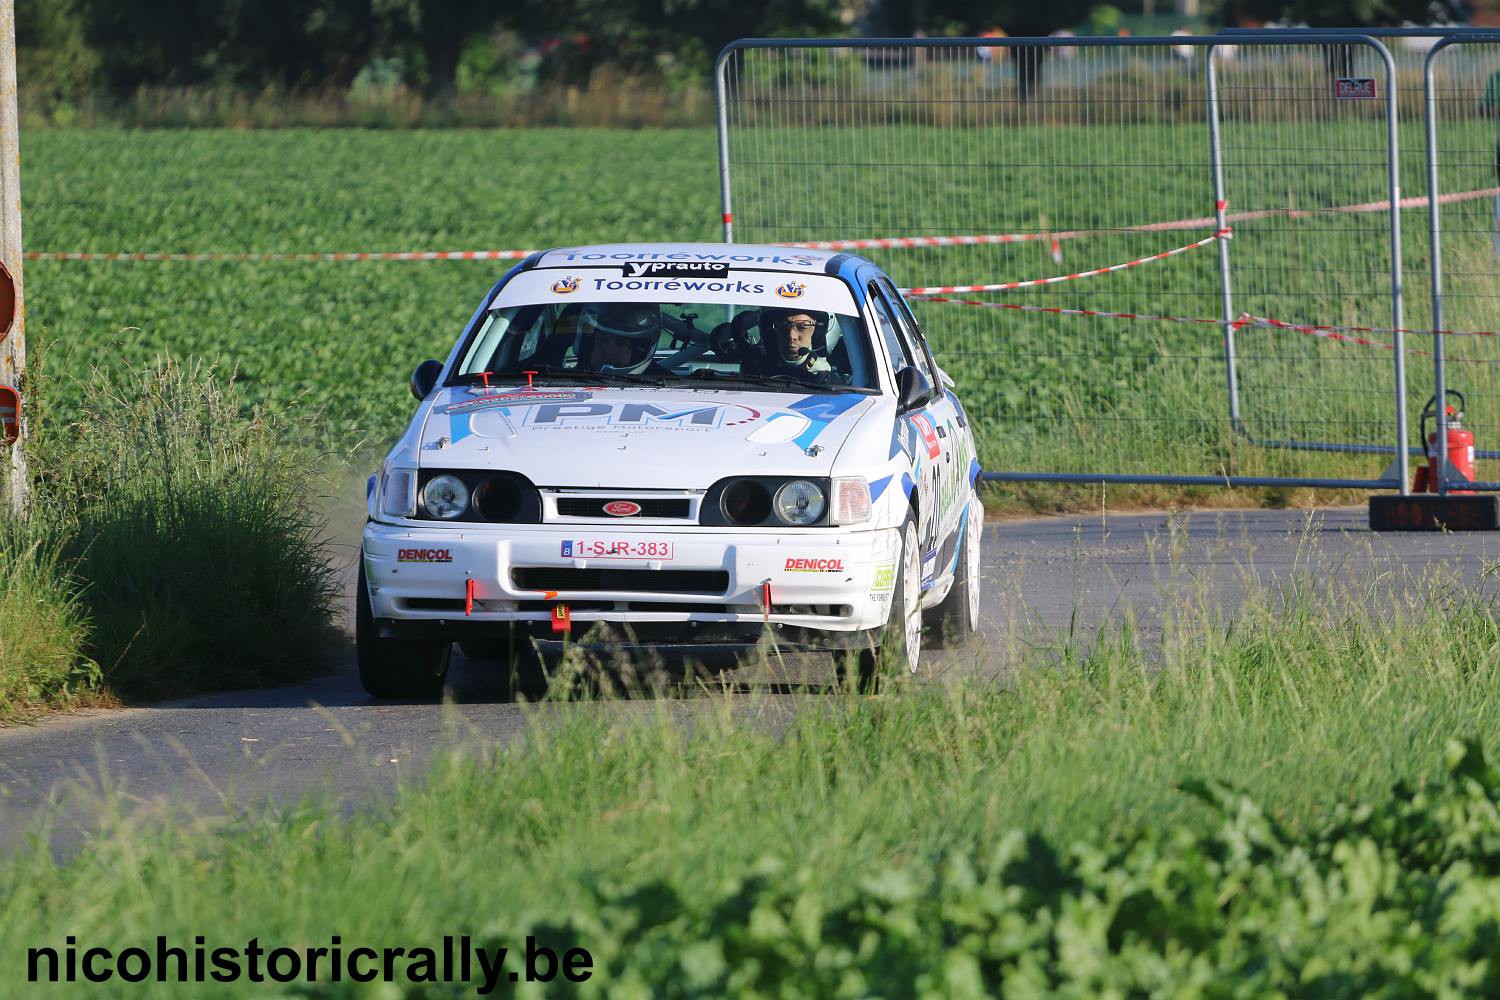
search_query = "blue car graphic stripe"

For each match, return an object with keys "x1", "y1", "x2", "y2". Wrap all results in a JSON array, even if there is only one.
[
  {"x1": 945, "y1": 503, "x2": 971, "y2": 580},
  {"x1": 786, "y1": 394, "x2": 864, "y2": 452}
]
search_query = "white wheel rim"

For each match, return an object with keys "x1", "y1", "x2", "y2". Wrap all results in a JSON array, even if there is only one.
[
  {"x1": 965, "y1": 500, "x2": 981, "y2": 625},
  {"x1": 902, "y1": 523, "x2": 922, "y2": 670}
]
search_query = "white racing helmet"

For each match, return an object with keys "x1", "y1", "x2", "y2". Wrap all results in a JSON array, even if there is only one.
[{"x1": 574, "y1": 302, "x2": 661, "y2": 375}]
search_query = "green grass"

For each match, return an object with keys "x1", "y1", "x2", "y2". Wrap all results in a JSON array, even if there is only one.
[{"x1": 6, "y1": 573, "x2": 1500, "y2": 992}]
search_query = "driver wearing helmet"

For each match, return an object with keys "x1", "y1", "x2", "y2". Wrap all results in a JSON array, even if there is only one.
[
  {"x1": 755, "y1": 307, "x2": 839, "y2": 385},
  {"x1": 574, "y1": 302, "x2": 661, "y2": 375}
]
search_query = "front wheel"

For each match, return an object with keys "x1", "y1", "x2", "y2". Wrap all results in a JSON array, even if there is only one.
[
  {"x1": 847, "y1": 515, "x2": 923, "y2": 692},
  {"x1": 356, "y1": 564, "x2": 452, "y2": 699}
]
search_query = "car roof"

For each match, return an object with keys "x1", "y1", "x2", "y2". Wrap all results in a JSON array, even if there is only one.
[{"x1": 532, "y1": 242, "x2": 865, "y2": 275}]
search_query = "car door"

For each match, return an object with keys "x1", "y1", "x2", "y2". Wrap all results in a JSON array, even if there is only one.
[
  {"x1": 869, "y1": 278, "x2": 962, "y2": 593},
  {"x1": 876, "y1": 277, "x2": 966, "y2": 593}
]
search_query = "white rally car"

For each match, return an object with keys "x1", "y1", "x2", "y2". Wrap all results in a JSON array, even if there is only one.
[{"x1": 360, "y1": 243, "x2": 983, "y2": 697}]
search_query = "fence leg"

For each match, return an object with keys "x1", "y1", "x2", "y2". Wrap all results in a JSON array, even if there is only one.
[
  {"x1": 715, "y1": 51, "x2": 735, "y2": 244},
  {"x1": 1206, "y1": 47, "x2": 1241, "y2": 436},
  {"x1": 1377, "y1": 42, "x2": 1409, "y2": 496},
  {"x1": 1425, "y1": 45, "x2": 1448, "y2": 495}
]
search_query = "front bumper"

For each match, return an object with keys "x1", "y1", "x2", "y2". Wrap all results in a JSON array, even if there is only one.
[{"x1": 362, "y1": 520, "x2": 901, "y2": 643}]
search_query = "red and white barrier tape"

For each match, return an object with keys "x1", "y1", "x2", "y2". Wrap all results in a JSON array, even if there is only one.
[
  {"x1": 782, "y1": 187, "x2": 1500, "y2": 251},
  {"x1": 915, "y1": 296, "x2": 1228, "y2": 328},
  {"x1": 1143, "y1": 186, "x2": 1500, "y2": 232},
  {"x1": 912, "y1": 297, "x2": 1450, "y2": 352},
  {"x1": 1239, "y1": 313, "x2": 1500, "y2": 342},
  {"x1": 785, "y1": 232, "x2": 1082, "y2": 250},
  {"x1": 901, "y1": 228, "x2": 1230, "y2": 296},
  {"x1": 22, "y1": 249, "x2": 539, "y2": 262},
  {"x1": 1238, "y1": 313, "x2": 1398, "y2": 352}
]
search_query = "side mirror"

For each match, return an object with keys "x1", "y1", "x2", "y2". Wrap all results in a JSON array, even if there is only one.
[
  {"x1": 895, "y1": 365, "x2": 931, "y2": 412},
  {"x1": 410, "y1": 359, "x2": 442, "y2": 401}
]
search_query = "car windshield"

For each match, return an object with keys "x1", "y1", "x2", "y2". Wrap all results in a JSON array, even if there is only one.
[{"x1": 453, "y1": 270, "x2": 879, "y2": 392}]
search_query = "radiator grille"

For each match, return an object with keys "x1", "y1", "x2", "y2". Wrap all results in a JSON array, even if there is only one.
[{"x1": 554, "y1": 497, "x2": 692, "y2": 519}]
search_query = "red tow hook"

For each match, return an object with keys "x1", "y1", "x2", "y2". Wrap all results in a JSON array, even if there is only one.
[
  {"x1": 478, "y1": 371, "x2": 492, "y2": 390},
  {"x1": 524, "y1": 370, "x2": 538, "y2": 389},
  {"x1": 465, "y1": 578, "x2": 476, "y2": 617},
  {"x1": 762, "y1": 580, "x2": 772, "y2": 623}
]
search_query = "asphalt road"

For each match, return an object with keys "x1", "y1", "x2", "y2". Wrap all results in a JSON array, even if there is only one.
[{"x1": 4, "y1": 506, "x2": 1498, "y2": 855}]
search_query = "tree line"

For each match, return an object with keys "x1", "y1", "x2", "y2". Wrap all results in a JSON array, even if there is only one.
[{"x1": 16, "y1": 0, "x2": 1467, "y2": 106}]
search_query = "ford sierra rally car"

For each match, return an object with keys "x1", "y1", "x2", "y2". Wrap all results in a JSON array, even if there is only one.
[{"x1": 359, "y1": 243, "x2": 983, "y2": 698}]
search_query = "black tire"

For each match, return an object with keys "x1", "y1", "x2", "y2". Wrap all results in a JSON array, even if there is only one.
[
  {"x1": 356, "y1": 563, "x2": 452, "y2": 699},
  {"x1": 458, "y1": 631, "x2": 549, "y2": 702},
  {"x1": 927, "y1": 493, "x2": 981, "y2": 649},
  {"x1": 845, "y1": 514, "x2": 922, "y2": 693}
]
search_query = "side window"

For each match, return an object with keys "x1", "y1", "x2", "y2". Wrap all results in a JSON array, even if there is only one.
[
  {"x1": 867, "y1": 284, "x2": 916, "y2": 379},
  {"x1": 872, "y1": 281, "x2": 935, "y2": 395},
  {"x1": 878, "y1": 278, "x2": 942, "y2": 383}
]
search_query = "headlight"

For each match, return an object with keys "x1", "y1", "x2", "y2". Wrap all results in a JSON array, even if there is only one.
[
  {"x1": 380, "y1": 465, "x2": 416, "y2": 518},
  {"x1": 422, "y1": 474, "x2": 470, "y2": 519},
  {"x1": 830, "y1": 476, "x2": 871, "y2": 525},
  {"x1": 774, "y1": 480, "x2": 825, "y2": 526},
  {"x1": 721, "y1": 480, "x2": 772, "y2": 526}
]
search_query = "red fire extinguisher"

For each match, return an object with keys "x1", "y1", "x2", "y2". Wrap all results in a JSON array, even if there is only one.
[{"x1": 1413, "y1": 390, "x2": 1476, "y2": 494}]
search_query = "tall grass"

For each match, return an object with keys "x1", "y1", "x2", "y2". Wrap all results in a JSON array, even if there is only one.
[
  {"x1": 28, "y1": 357, "x2": 342, "y2": 700},
  {"x1": 5, "y1": 573, "x2": 1500, "y2": 992},
  {"x1": 0, "y1": 516, "x2": 98, "y2": 721},
  {"x1": 1, "y1": 353, "x2": 341, "y2": 715}
]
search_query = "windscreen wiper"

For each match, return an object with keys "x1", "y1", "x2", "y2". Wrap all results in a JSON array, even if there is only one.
[
  {"x1": 585, "y1": 370, "x2": 668, "y2": 388},
  {"x1": 686, "y1": 370, "x2": 870, "y2": 393}
]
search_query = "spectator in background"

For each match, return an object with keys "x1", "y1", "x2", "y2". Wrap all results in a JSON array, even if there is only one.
[
  {"x1": 976, "y1": 28, "x2": 1007, "y2": 63},
  {"x1": 1172, "y1": 28, "x2": 1195, "y2": 61},
  {"x1": 1048, "y1": 29, "x2": 1076, "y2": 61}
]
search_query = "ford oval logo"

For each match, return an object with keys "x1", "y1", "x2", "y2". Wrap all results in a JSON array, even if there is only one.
[{"x1": 603, "y1": 500, "x2": 642, "y2": 517}]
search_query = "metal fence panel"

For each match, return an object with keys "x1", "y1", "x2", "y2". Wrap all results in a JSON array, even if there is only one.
[
  {"x1": 716, "y1": 35, "x2": 1408, "y2": 489},
  {"x1": 1425, "y1": 35, "x2": 1500, "y2": 492}
]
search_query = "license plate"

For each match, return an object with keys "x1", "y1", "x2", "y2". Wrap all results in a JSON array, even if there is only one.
[{"x1": 559, "y1": 539, "x2": 675, "y2": 560}]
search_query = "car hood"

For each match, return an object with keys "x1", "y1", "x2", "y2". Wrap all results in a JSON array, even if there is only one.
[{"x1": 417, "y1": 385, "x2": 876, "y2": 489}]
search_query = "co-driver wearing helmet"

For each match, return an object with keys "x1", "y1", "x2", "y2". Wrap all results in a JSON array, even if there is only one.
[
  {"x1": 574, "y1": 302, "x2": 661, "y2": 375},
  {"x1": 755, "y1": 308, "x2": 840, "y2": 385}
]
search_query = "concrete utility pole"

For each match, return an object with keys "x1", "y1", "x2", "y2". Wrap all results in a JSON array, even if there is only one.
[{"x1": 0, "y1": 0, "x2": 25, "y2": 513}]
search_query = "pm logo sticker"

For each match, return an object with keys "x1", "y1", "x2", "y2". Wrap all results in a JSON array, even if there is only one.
[
  {"x1": 775, "y1": 281, "x2": 806, "y2": 299},
  {"x1": 551, "y1": 275, "x2": 580, "y2": 294}
]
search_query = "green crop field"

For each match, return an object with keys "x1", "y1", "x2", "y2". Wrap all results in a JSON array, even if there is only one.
[
  {"x1": 22, "y1": 124, "x2": 1500, "y2": 495},
  {"x1": 23, "y1": 130, "x2": 722, "y2": 463}
]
